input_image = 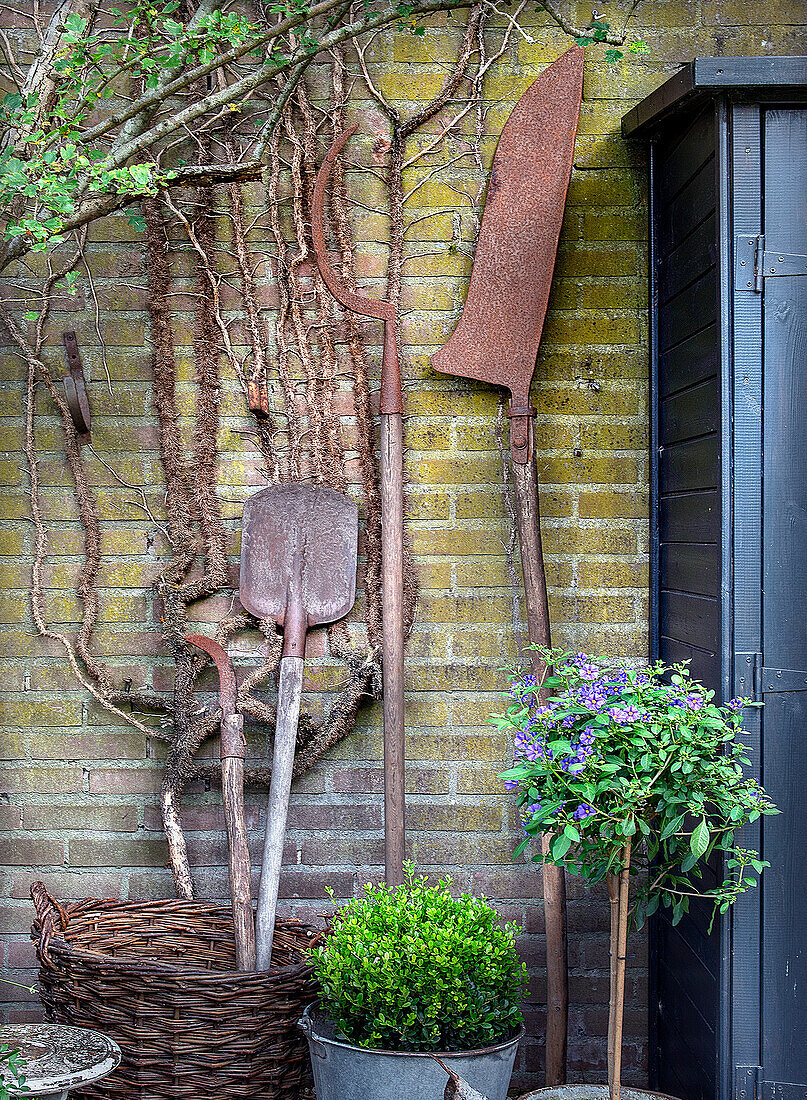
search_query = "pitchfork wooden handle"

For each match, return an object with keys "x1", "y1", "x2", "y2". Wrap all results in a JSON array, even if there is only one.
[{"x1": 255, "y1": 655, "x2": 303, "y2": 970}]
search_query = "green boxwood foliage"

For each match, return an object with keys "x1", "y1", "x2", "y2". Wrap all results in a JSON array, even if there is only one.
[{"x1": 309, "y1": 867, "x2": 527, "y2": 1052}]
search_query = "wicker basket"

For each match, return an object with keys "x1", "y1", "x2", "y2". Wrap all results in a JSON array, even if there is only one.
[{"x1": 31, "y1": 882, "x2": 318, "y2": 1100}]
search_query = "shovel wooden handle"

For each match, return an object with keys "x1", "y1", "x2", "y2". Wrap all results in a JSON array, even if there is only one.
[
  {"x1": 221, "y1": 713, "x2": 256, "y2": 972},
  {"x1": 511, "y1": 453, "x2": 568, "y2": 1088},
  {"x1": 255, "y1": 654, "x2": 303, "y2": 970}
]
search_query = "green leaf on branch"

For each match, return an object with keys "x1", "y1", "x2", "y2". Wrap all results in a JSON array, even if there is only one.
[{"x1": 690, "y1": 819, "x2": 710, "y2": 860}]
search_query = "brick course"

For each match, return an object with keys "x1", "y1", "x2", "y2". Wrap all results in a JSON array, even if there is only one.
[{"x1": 2, "y1": 0, "x2": 805, "y2": 1089}]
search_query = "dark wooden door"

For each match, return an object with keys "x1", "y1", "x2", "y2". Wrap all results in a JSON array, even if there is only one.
[{"x1": 760, "y1": 106, "x2": 807, "y2": 1094}]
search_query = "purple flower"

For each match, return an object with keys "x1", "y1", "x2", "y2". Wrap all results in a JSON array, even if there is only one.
[
  {"x1": 608, "y1": 704, "x2": 642, "y2": 724},
  {"x1": 522, "y1": 801, "x2": 543, "y2": 832},
  {"x1": 504, "y1": 779, "x2": 520, "y2": 791},
  {"x1": 727, "y1": 698, "x2": 744, "y2": 710},
  {"x1": 685, "y1": 694, "x2": 704, "y2": 711},
  {"x1": 577, "y1": 683, "x2": 609, "y2": 710},
  {"x1": 577, "y1": 664, "x2": 601, "y2": 681},
  {"x1": 573, "y1": 803, "x2": 596, "y2": 821}
]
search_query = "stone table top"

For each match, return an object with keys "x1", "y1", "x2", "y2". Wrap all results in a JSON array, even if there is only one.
[{"x1": 0, "y1": 1024, "x2": 121, "y2": 1096}]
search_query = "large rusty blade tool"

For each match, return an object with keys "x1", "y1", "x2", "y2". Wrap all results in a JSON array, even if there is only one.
[
  {"x1": 240, "y1": 482, "x2": 358, "y2": 968},
  {"x1": 312, "y1": 127, "x2": 408, "y2": 889},
  {"x1": 431, "y1": 46, "x2": 584, "y2": 1086},
  {"x1": 186, "y1": 634, "x2": 256, "y2": 971}
]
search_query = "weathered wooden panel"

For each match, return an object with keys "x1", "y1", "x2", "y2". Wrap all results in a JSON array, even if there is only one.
[
  {"x1": 658, "y1": 212, "x2": 717, "y2": 305},
  {"x1": 658, "y1": 267, "x2": 718, "y2": 352},
  {"x1": 658, "y1": 636, "x2": 719, "y2": 689},
  {"x1": 658, "y1": 155, "x2": 716, "y2": 251},
  {"x1": 659, "y1": 435, "x2": 720, "y2": 493},
  {"x1": 658, "y1": 322, "x2": 720, "y2": 399},
  {"x1": 660, "y1": 542, "x2": 719, "y2": 596},
  {"x1": 659, "y1": 378, "x2": 720, "y2": 445},
  {"x1": 656, "y1": 104, "x2": 716, "y2": 208},
  {"x1": 760, "y1": 106, "x2": 807, "y2": 1088},
  {"x1": 659, "y1": 490, "x2": 720, "y2": 543},
  {"x1": 659, "y1": 590, "x2": 720, "y2": 653}
]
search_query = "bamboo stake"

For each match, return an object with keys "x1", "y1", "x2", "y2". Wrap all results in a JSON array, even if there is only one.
[
  {"x1": 606, "y1": 872, "x2": 619, "y2": 1086},
  {"x1": 610, "y1": 840, "x2": 632, "y2": 1100}
]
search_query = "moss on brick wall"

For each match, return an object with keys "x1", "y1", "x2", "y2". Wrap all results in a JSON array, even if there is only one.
[{"x1": 1, "y1": 0, "x2": 806, "y2": 1088}]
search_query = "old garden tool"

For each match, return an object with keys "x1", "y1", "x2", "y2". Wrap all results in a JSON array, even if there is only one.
[
  {"x1": 186, "y1": 633, "x2": 256, "y2": 971},
  {"x1": 431, "y1": 47, "x2": 585, "y2": 1086},
  {"x1": 312, "y1": 126, "x2": 408, "y2": 889},
  {"x1": 240, "y1": 483, "x2": 358, "y2": 969},
  {"x1": 62, "y1": 331, "x2": 91, "y2": 438}
]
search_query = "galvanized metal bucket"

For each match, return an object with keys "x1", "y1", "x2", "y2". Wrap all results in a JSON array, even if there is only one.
[
  {"x1": 298, "y1": 1005, "x2": 522, "y2": 1100},
  {"x1": 517, "y1": 1088, "x2": 681, "y2": 1099}
]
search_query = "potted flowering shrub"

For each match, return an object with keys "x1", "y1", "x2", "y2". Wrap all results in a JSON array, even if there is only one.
[
  {"x1": 495, "y1": 649, "x2": 777, "y2": 1100},
  {"x1": 299, "y1": 866, "x2": 527, "y2": 1100}
]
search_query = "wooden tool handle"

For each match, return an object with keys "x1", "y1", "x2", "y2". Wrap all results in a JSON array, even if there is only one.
[
  {"x1": 255, "y1": 655, "x2": 303, "y2": 970},
  {"x1": 381, "y1": 411, "x2": 406, "y2": 889},
  {"x1": 221, "y1": 730, "x2": 256, "y2": 972},
  {"x1": 511, "y1": 457, "x2": 551, "y2": 650},
  {"x1": 511, "y1": 452, "x2": 568, "y2": 1088}
]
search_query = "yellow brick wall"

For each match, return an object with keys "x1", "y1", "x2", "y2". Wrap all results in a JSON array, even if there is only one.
[{"x1": 1, "y1": 0, "x2": 806, "y2": 1089}]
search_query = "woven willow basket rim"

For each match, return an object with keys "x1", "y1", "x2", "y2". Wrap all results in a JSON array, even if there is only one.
[{"x1": 32, "y1": 884, "x2": 319, "y2": 983}]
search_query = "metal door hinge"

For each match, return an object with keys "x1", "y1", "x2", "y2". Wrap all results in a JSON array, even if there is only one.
[
  {"x1": 735, "y1": 1065, "x2": 761, "y2": 1100},
  {"x1": 735, "y1": 652, "x2": 762, "y2": 702},
  {"x1": 735, "y1": 234, "x2": 807, "y2": 291},
  {"x1": 760, "y1": 1083, "x2": 807, "y2": 1100},
  {"x1": 761, "y1": 667, "x2": 807, "y2": 693},
  {"x1": 734, "y1": 654, "x2": 807, "y2": 699}
]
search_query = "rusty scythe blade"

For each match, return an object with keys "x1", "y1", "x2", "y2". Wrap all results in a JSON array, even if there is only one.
[
  {"x1": 431, "y1": 46, "x2": 584, "y2": 463},
  {"x1": 186, "y1": 634, "x2": 237, "y2": 719}
]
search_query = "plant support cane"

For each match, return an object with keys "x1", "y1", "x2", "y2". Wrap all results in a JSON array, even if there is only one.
[
  {"x1": 607, "y1": 841, "x2": 632, "y2": 1100},
  {"x1": 312, "y1": 127, "x2": 407, "y2": 888},
  {"x1": 240, "y1": 483, "x2": 359, "y2": 968},
  {"x1": 432, "y1": 49, "x2": 584, "y2": 1084}
]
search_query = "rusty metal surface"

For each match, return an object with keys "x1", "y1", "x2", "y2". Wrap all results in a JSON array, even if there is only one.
[
  {"x1": 431, "y1": 47, "x2": 584, "y2": 458},
  {"x1": 311, "y1": 127, "x2": 403, "y2": 416},
  {"x1": 185, "y1": 634, "x2": 245, "y2": 759},
  {"x1": 247, "y1": 379, "x2": 270, "y2": 417},
  {"x1": 240, "y1": 483, "x2": 358, "y2": 630},
  {"x1": 186, "y1": 634, "x2": 237, "y2": 716},
  {"x1": 62, "y1": 331, "x2": 91, "y2": 437}
]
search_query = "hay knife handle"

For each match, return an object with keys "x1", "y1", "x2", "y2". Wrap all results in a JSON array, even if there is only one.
[{"x1": 507, "y1": 410, "x2": 569, "y2": 1086}]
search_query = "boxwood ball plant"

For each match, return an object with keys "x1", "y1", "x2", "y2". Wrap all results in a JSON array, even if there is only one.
[
  {"x1": 495, "y1": 648, "x2": 777, "y2": 1100},
  {"x1": 309, "y1": 866, "x2": 527, "y2": 1052}
]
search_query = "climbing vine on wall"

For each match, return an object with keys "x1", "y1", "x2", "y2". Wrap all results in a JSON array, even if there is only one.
[{"x1": 0, "y1": 0, "x2": 642, "y2": 895}]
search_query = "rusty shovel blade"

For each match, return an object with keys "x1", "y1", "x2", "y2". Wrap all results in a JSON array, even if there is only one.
[
  {"x1": 431, "y1": 47, "x2": 584, "y2": 412},
  {"x1": 240, "y1": 482, "x2": 359, "y2": 638}
]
